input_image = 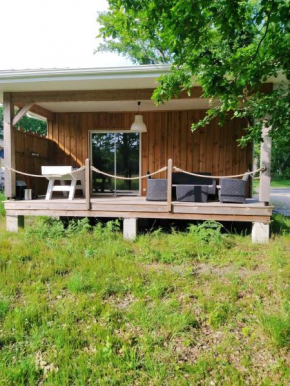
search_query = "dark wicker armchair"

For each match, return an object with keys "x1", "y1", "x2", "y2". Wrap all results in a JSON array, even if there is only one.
[{"x1": 219, "y1": 175, "x2": 249, "y2": 204}]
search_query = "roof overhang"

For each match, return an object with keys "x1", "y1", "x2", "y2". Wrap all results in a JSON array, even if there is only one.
[
  {"x1": 0, "y1": 65, "x2": 286, "y2": 114},
  {"x1": 0, "y1": 65, "x2": 172, "y2": 102}
]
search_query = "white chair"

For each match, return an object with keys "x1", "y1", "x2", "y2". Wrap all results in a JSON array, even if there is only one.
[{"x1": 42, "y1": 166, "x2": 85, "y2": 200}]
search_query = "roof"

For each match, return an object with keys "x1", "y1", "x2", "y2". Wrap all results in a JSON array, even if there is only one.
[
  {"x1": 0, "y1": 64, "x2": 207, "y2": 112},
  {"x1": 0, "y1": 65, "x2": 172, "y2": 102},
  {"x1": 0, "y1": 65, "x2": 286, "y2": 113}
]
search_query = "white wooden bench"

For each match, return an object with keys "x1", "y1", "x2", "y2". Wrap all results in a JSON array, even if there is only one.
[{"x1": 42, "y1": 166, "x2": 85, "y2": 200}]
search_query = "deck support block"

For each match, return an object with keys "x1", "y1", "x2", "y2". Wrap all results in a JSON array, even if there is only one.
[
  {"x1": 6, "y1": 215, "x2": 24, "y2": 232},
  {"x1": 252, "y1": 222, "x2": 269, "y2": 244},
  {"x1": 123, "y1": 218, "x2": 138, "y2": 240}
]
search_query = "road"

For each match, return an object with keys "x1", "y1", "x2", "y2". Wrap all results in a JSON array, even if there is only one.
[{"x1": 269, "y1": 188, "x2": 290, "y2": 216}]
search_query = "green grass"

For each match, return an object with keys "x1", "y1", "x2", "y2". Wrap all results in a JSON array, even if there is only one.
[
  {"x1": 254, "y1": 178, "x2": 290, "y2": 191},
  {"x1": 0, "y1": 215, "x2": 290, "y2": 384},
  {"x1": 270, "y1": 179, "x2": 290, "y2": 188}
]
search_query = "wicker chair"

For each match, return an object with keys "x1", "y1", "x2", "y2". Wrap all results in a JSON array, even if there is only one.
[{"x1": 219, "y1": 175, "x2": 249, "y2": 204}]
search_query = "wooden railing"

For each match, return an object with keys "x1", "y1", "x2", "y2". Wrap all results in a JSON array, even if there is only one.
[
  {"x1": 85, "y1": 158, "x2": 91, "y2": 210},
  {"x1": 167, "y1": 159, "x2": 173, "y2": 212}
]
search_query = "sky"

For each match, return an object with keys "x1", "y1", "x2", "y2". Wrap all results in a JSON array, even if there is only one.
[{"x1": 0, "y1": 0, "x2": 132, "y2": 70}]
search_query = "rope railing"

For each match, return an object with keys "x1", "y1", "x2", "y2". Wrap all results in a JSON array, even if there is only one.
[
  {"x1": 173, "y1": 166, "x2": 265, "y2": 179},
  {"x1": 4, "y1": 166, "x2": 86, "y2": 178},
  {"x1": 91, "y1": 165, "x2": 168, "y2": 180},
  {"x1": 3, "y1": 163, "x2": 265, "y2": 181}
]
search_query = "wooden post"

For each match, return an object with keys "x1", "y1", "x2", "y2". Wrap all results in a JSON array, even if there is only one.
[
  {"x1": 259, "y1": 119, "x2": 272, "y2": 204},
  {"x1": 167, "y1": 159, "x2": 173, "y2": 212},
  {"x1": 85, "y1": 158, "x2": 90, "y2": 210},
  {"x1": 4, "y1": 92, "x2": 16, "y2": 198}
]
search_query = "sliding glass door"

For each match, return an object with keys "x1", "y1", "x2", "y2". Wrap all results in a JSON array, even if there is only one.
[{"x1": 91, "y1": 132, "x2": 140, "y2": 195}]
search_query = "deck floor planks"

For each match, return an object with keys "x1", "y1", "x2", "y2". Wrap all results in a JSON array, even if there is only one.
[{"x1": 4, "y1": 196, "x2": 273, "y2": 222}]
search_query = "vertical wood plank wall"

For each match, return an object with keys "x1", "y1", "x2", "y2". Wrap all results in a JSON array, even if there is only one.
[
  {"x1": 14, "y1": 130, "x2": 56, "y2": 195},
  {"x1": 47, "y1": 111, "x2": 253, "y2": 196}
]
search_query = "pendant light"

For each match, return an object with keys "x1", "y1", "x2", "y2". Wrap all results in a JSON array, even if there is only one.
[{"x1": 131, "y1": 101, "x2": 147, "y2": 132}]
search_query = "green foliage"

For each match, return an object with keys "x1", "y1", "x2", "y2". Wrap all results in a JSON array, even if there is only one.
[
  {"x1": 26, "y1": 217, "x2": 92, "y2": 241},
  {"x1": 0, "y1": 192, "x2": 5, "y2": 217},
  {"x1": 98, "y1": 0, "x2": 290, "y2": 143},
  {"x1": 134, "y1": 221, "x2": 227, "y2": 264},
  {"x1": 0, "y1": 105, "x2": 47, "y2": 139},
  {"x1": 260, "y1": 313, "x2": 290, "y2": 348},
  {"x1": 0, "y1": 215, "x2": 290, "y2": 383},
  {"x1": 0, "y1": 299, "x2": 10, "y2": 320},
  {"x1": 271, "y1": 214, "x2": 290, "y2": 235}
]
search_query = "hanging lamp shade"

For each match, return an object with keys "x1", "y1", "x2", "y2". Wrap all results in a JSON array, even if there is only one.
[
  {"x1": 131, "y1": 115, "x2": 147, "y2": 132},
  {"x1": 131, "y1": 101, "x2": 147, "y2": 132}
]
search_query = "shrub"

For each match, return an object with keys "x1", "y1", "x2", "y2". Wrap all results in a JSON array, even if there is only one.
[{"x1": 187, "y1": 221, "x2": 224, "y2": 244}]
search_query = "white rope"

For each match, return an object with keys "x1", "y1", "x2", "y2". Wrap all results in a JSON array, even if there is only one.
[
  {"x1": 4, "y1": 164, "x2": 265, "y2": 181},
  {"x1": 4, "y1": 166, "x2": 85, "y2": 178},
  {"x1": 91, "y1": 166, "x2": 168, "y2": 180},
  {"x1": 173, "y1": 166, "x2": 265, "y2": 179}
]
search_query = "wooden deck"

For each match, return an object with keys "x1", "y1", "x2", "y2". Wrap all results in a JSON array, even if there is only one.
[{"x1": 4, "y1": 196, "x2": 273, "y2": 223}]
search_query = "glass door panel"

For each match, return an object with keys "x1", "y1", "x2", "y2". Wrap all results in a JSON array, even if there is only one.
[
  {"x1": 91, "y1": 132, "x2": 140, "y2": 195},
  {"x1": 92, "y1": 133, "x2": 115, "y2": 194},
  {"x1": 115, "y1": 133, "x2": 139, "y2": 193}
]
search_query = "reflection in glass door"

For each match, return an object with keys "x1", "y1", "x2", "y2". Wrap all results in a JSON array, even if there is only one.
[{"x1": 91, "y1": 132, "x2": 140, "y2": 195}]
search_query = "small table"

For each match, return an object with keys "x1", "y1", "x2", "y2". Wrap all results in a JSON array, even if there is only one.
[{"x1": 175, "y1": 185, "x2": 209, "y2": 202}]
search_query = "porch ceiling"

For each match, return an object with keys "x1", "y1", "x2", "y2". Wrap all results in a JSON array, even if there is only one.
[{"x1": 37, "y1": 98, "x2": 211, "y2": 112}]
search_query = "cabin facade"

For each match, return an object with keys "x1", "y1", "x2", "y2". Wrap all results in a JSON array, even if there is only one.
[{"x1": 0, "y1": 65, "x2": 273, "y2": 242}]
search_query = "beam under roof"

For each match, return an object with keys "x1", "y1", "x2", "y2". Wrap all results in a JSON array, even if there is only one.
[{"x1": 11, "y1": 87, "x2": 203, "y2": 104}]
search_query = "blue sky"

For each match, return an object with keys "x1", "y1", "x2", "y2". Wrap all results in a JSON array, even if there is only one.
[{"x1": 0, "y1": 0, "x2": 132, "y2": 70}]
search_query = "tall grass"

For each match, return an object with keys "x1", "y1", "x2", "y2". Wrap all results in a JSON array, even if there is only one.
[
  {"x1": 0, "y1": 215, "x2": 290, "y2": 384},
  {"x1": 0, "y1": 191, "x2": 5, "y2": 217}
]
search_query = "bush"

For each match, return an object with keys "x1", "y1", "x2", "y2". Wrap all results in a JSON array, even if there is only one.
[{"x1": 0, "y1": 192, "x2": 5, "y2": 217}]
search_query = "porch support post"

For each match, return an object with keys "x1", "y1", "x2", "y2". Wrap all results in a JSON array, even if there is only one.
[
  {"x1": 123, "y1": 218, "x2": 138, "y2": 240},
  {"x1": 252, "y1": 222, "x2": 269, "y2": 244},
  {"x1": 6, "y1": 215, "x2": 24, "y2": 232},
  {"x1": 259, "y1": 118, "x2": 272, "y2": 204},
  {"x1": 4, "y1": 92, "x2": 16, "y2": 198},
  {"x1": 85, "y1": 158, "x2": 90, "y2": 210},
  {"x1": 167, "y1": 159, "x2": 173, "y2": 212}
]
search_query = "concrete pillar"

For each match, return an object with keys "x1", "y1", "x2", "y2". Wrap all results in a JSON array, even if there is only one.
[
  {"x1": 123, "y1": 218, "x2": 138, "y2": 240},
  {"x1": 252, "y1": 222, "x2": 269, "y2": 244},
  {"x1": 6, "y1": 215, "x2": 24, "y2": 232}
]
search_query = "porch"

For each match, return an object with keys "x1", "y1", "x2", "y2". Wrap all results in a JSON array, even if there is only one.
[
  {"x1": 5, "y1": 195, "x2": 272, "y2": 222},
  {"x1": 5, "y1": 192, "x2": 273, "y2": 244},
  {"x1": 0, "y1": 65, "x2": 273, "y2": 242}
]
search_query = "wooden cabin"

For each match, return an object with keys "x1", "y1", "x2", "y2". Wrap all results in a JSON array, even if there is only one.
[{"x1": 0, "y1": 65, "x2": 273, "y2": 242}]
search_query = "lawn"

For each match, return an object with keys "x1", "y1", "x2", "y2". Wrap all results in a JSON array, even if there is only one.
[
  {"x1": 253, "y1": 178, "x2": 290, "y2": 192},
  {"x1": 0, "y1": 207, "x2": 290, "y2": 384}
]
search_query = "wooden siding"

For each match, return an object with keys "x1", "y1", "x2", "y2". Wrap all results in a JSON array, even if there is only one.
[
  {"x1": 14, "y1": 130, "x2": 56, "y2": 195},
  {"x1": 47, "y1": 111, "x2": 253, "y2": 196}
]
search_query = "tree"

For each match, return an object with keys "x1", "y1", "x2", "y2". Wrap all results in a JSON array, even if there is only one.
[
  {"x1": 0, "y1": 104, "x2": 47, "y2": 139},
  {"x1": 97, "y1": 0, "x2": 290, "y2": 144}
]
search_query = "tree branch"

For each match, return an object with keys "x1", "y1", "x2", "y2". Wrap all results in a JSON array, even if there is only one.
[{"x1": 251, "y1": 0, "x2": 274, "y2": 62}]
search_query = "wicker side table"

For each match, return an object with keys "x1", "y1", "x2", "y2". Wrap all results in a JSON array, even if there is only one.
[
  {"x1": 176, "y1": 185, "x2": 209, "y2": 202},
  {"x1": 146, "y1": 179, "x2": 168, "y2": 201}
]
